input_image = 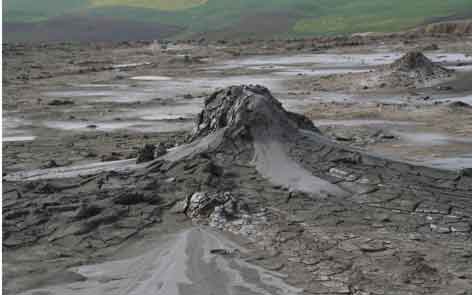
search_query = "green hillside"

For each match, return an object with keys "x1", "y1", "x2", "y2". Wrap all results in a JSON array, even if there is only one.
[
  {"x1": 3, "y1": 0, "x2": 472, "y2": 41},
  {"x1": 90, "y1": 0, "x2": 207, "y2": 11}
]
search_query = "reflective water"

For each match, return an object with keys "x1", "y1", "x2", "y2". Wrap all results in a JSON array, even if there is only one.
[
  {"x1": 313, "y1": 119, "x2": 419, "y2": 127},
  {"x1": 43, "y1": 119, "x2": 193, "y2": 133},
  {"x1": 420, "y1": 155, "x2": 472, "y2": 170},
  {"x1": 3, "y1": 135, "x2": 37, "y2": 142},
  {"x1": 437, "y1": 94, "x2": 472, "y2": 104},
  {"x1": 213, "y1": 53, "x2": 472, "y2": 70},
  {"x1": 130, "y1": 76, "x2": 172, "y2": 81},
  {"x1": 392, "y1": 131, "x2": 472, "y2": 146},
  {"x1": 3, "y1": 116, "x2": 35, "y2": 142},
  {"x1": 45, "y1": 75, "x2": 286, "y2": 103}
]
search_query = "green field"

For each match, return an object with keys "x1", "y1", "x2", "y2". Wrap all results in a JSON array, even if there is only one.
[
  {"x1": 3, "y1": 0, "x2": 472, "y2": 40},
  {"x1": 293, "y1": 0, "x2": 472, "y2": 34},
  {"x1": 90, "y1": 0, "x2": 207, "y2": 11}
]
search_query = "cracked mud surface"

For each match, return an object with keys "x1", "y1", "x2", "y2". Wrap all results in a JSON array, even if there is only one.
[{"x1": 3, "y1": 35, "x2": 472, "y2": 295}]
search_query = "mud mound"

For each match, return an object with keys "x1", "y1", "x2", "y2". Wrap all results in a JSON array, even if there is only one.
[
  {"x1": 390, "y1": 51, "x2": 450, "y2": 76},
  {"x1": 369, "y1": 51, "x2": 455, "y2": 88},
  {"x1": 180, "y1": 85, "x2": 344, "y2": 196},
  {"x1": 190, "y1": 85, "x2": 318, "y2": 141},
  {"x1": 311, "y1": 51, "x2": 456, "y2": 91}
]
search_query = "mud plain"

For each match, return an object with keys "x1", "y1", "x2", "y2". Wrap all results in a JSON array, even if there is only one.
[{"x1": 3, "y1": 34, "x2": 472, "y2": 295}]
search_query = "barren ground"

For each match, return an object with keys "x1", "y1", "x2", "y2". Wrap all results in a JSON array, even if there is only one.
[{"x1": 3, "y1": 34, "x2": 472, "y2": 295}]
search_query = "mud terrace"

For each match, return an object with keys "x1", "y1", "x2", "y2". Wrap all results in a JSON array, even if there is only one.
[{"x1": 3, "y1": 35, "x2": 472, "y2": 295}]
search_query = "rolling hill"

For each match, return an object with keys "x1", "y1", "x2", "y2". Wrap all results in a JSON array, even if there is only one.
[{"x1": 3, "y1": 0, "x2": 472, "y2": 42}]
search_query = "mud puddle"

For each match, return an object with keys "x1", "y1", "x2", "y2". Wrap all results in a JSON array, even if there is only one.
[
  {"x1": 313, "y1": 119, "x2": 420, "y2": 127},
  {"x1": 44, "y1": 88, "x2": 159, "y2": 103},
  {"x1": 128, "y1": 102, "x2": 203, "y2": 121},
  {"x1": 44, "y1": 74, "x2": 286, "y2": 104},
  {"x1": 447, "y1": 64, "x2": 472, "y2": 72},
  {"x1": 274, "y1": 67, "x2": 371, "y2": 77},
  {"x1": 3, "y1": 135, "x2": 37, "y2": 142},
  {"x1": 42, "y1": 119, "x2": 193, "y2": 133},
  {"x1": 437, "y1": 94, "x2": 472, "y2": 104},
  {"x1": 371, "y1": 130, "x2": 472, "y2": 170},
  {"x1": 214, "y1": 52, "x2": 472, "y2": 70},
  {"x1": 3, "y1": 116, "x2": 36, "y2": 142},
  {"x1": 130, "y1": 75, "x2": 173, "y2": 81},
  {"x1": 317, "y1": 118, "x2": 472, "y2": 170},
  {"x1": 39, "y1": 73, "x2": 311, "y2": 135},
  {"x1": 392, "y1": 131, "x2": 472, "y2": 146},
  {"x1": 417, "y1": 154, "x2": 472, "y2": 170}
]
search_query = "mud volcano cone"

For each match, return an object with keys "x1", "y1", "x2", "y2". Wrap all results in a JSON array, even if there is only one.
[
  {"x1": 389, "y1": 51, "x2": 451, "y2": 76},
  {"x1": 190, "y1": 85, "x2": 318, "y2": 142},
  {"x1": 167, "y1": 85, "x2": 346, "y2": 196}
]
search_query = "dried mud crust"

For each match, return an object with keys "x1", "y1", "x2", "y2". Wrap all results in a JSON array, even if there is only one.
[{"x1": 3, "y1": 85, "x2": 472, "y2": 295}]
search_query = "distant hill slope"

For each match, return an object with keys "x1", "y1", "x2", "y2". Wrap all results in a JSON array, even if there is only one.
[
  {"x1": 412, "y1": 19, "x2": 472, "y2": 35},
  {"x1": 90, "y1": 0, "x2": 207, "y2": 11},
  {"x1": 3, "y1": 0, "x2": 472, "y2": 42}
]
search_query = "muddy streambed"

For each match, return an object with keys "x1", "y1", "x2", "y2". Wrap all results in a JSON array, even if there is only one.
[{"x1": 17, "y1": 227, "x2": 301, "y2": 295}]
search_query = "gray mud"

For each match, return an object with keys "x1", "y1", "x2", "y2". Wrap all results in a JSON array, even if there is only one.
[
  {"x1": 6, "y1": 85, "x2": 472, "y2": 295},
  {"x1": 3, "y1": 36, "x2": 472, "y2": 295},
  {"x1": 18, "y1": 228, "x2": 301, "y2": 295}
]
